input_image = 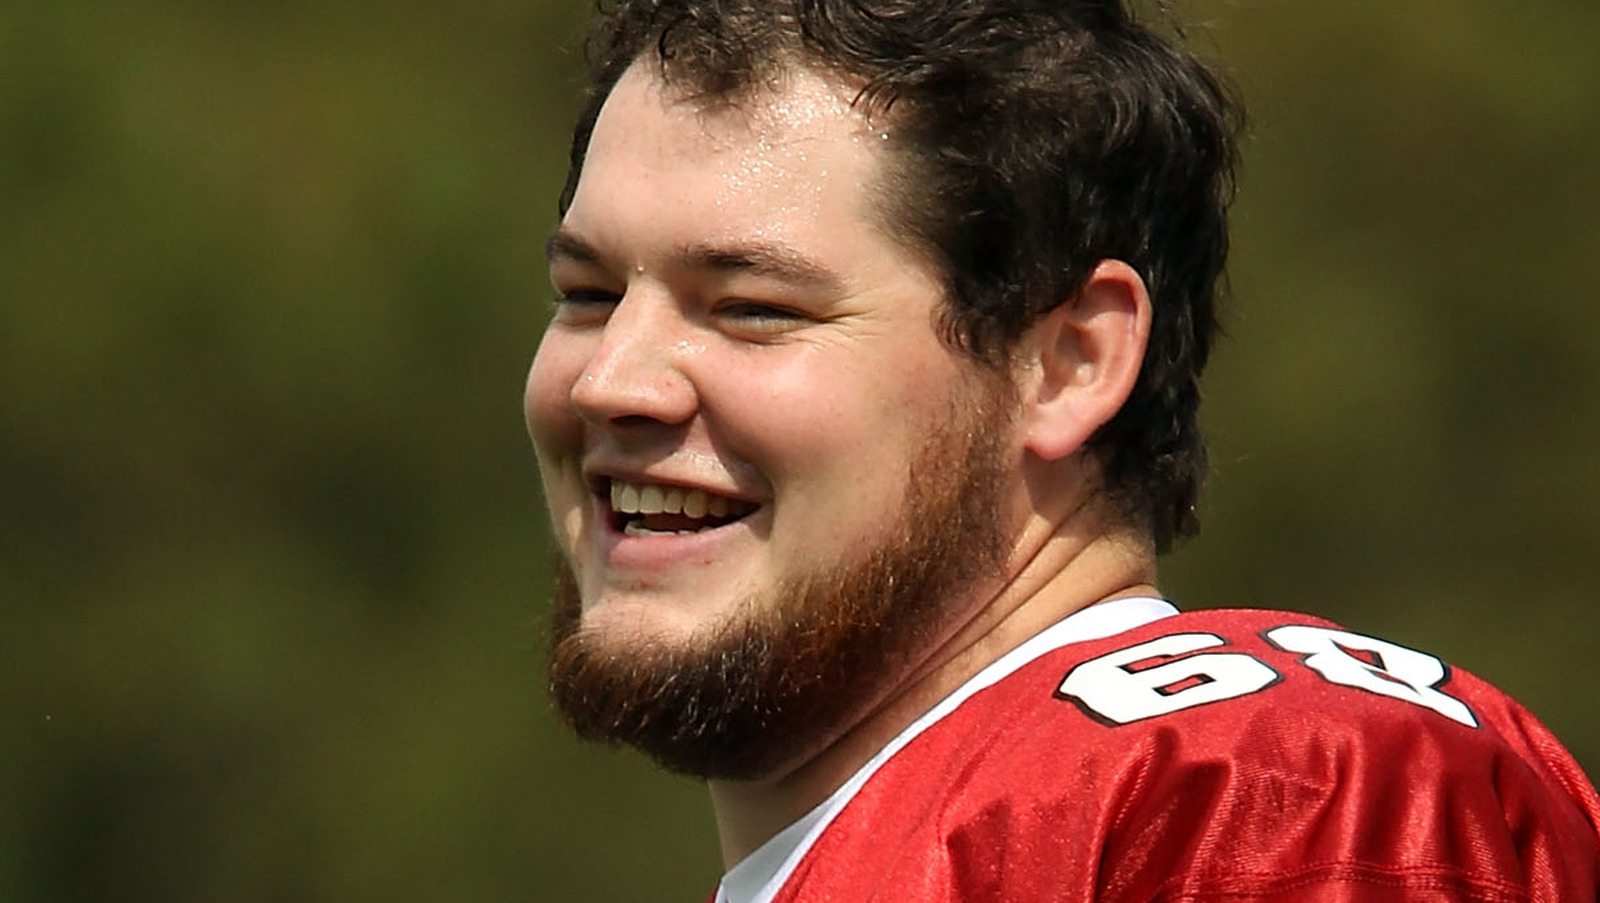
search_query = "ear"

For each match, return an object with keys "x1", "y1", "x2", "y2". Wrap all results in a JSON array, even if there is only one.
[{"x1": 1017, "y1": 260, "x2": 1152, "y2": 462}]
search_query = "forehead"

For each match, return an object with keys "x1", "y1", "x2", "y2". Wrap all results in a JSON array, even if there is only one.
[
  {"x1": 564, "y1": 60, "x2": 889, "y2": 246},
  {"x1": 597, "y1": 57, "x2": 877, "y2": 161}
]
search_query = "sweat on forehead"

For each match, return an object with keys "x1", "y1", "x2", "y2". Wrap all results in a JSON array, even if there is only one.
[{"x1": 636, "y1": 56, "x2": 886, "y2": 144}]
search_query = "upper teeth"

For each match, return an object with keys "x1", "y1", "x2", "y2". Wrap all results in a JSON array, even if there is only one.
[{"x1": 610, "y1": 480, "x2": 737, "y2": 518}]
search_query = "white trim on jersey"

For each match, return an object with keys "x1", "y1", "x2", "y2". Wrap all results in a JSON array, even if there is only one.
[{"x1": 716, "y1": 595, "x2": 1181, "y2": 903}]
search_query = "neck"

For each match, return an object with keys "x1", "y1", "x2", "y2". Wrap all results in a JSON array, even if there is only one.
[{"x1": 706, "y1": 508, "x2": 1158, "y2": 868}]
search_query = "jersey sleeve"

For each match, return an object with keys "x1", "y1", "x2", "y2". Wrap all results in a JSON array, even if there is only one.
[{"x1": 1050, "y1": 612, "x2": 1600, "y2": 902}]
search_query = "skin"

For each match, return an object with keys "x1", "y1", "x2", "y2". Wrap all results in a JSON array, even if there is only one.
[{"x1": 526, "y1": 59, "x2": 1160, "y2": 867}]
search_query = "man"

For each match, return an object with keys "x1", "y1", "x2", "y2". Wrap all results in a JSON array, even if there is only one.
[{"x1": 525, "y1": 0, "x2": 1600, "y2": 899}]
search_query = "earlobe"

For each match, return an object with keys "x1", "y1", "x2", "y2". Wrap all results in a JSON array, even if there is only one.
[{"x1": 1020, "y1": 260, "x2": 1152, "y2": 462}]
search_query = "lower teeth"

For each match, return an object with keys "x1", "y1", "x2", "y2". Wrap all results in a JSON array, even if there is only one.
[{"x1": 623, "y1": 522, "x2": 700, "y2": 537}]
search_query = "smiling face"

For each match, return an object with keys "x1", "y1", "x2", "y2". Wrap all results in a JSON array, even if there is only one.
[{"x1": 526, "y1": 60, "x2": 1024, "y2": 776}]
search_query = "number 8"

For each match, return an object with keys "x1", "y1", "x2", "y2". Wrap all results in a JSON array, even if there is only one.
[{"x1": 1264, "y1": 625, "x2": 1477, "y2": 727}]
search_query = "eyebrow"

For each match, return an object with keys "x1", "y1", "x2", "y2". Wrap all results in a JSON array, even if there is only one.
[
  {"x1": 545, "y1": 228, "x2": 845, "y2": 296},
  {"x1": 544, "y1": 230, "x2": 604, "y2": 266},
  {"x1": 676, "y1": 243, "x2": 844, "y2": 294}
]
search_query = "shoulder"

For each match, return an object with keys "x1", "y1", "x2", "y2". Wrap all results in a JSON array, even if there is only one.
[
  {"x1": 1013, "y1": 607, "x2": 1595, "y2": 818},
  {"x1": 982, "y1": 607, "x2": 1600, "y2": 900},
  {"x1": 944, "y1": 607, "x2": 1503, "y2": 755},
  {"x1": 781, "y1": 606, "x2": 1600, "y2": 903}
]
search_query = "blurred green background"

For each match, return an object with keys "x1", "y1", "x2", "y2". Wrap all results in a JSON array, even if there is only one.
[{"x1": 2, "y1": 0, "x2": 1596, "y2": 900}]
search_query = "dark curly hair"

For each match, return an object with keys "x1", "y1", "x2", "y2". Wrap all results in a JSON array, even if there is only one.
[{"x1": 557, "y1": 0, "x2": 1241, "y2": 553}]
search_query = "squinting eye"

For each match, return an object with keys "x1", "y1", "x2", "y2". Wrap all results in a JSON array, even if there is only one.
[
  {"x1": 557, "y1": 289, "x2": 620, "y2": 306},
  {"x1": 551, "y1": 289, "x2": 620, "y2": 324},
  {"x1": 718, "y1": 302, "x2": 805, "y2": 323}
]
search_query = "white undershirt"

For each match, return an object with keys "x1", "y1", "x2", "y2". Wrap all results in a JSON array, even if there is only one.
[{"x1": 715, "y1": 596, "x2": 1180, "y2": 903}]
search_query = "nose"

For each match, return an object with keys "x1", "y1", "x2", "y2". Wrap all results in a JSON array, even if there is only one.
[{"x1": 569, "y1": 292, "x2": 699, "y2": 429}]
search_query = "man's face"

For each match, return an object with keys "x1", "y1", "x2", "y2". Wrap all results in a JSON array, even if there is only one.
[{"x1": 525, "y1": 60, "x2": 1022, "y2": 777}]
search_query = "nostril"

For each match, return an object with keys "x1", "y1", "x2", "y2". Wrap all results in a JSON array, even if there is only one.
[
  {"x1": 571, "y1": 369, "x2": 698, "y2": 427},
  {"x1": 610, "y1": 413, "x2": 669, "y2": 429}
]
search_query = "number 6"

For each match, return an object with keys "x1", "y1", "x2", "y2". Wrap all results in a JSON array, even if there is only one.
[{"x1": 1056, "y1": 633, "x2": 1281, "y2": 725}]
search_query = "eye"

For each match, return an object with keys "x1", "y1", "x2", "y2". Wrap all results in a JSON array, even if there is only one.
[
  {"x1": 557, "y1": 288, "x2": 621, "y2": 306},
  {"x1": 551, "y1": 288, "x2": 621, "y2": 324},
  {"x1": 716, "y1": 301, "x2": 808, "y2": 328}
]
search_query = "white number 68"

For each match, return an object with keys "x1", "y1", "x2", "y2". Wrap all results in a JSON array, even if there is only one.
[{"x1": 1056, "y1": 626, "x2": 1477, "y2": 728}]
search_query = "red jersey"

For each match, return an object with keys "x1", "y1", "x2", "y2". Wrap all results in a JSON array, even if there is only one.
[{"x1": 717, "y1": 600, "x2": 1600, "y2": 902}]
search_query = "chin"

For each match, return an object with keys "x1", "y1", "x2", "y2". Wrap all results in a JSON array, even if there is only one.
[{"x1": 581, "y1": 597, "x2": 706, "y2": 646}]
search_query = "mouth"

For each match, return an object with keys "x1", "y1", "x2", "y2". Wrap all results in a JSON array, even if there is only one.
[{"x1": 604, "y1": 479, "x2": 758, "y2": 537}]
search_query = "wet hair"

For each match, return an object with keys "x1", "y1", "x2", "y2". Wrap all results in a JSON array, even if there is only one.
[{"x1": 558, "y1": 0, "x2": 1241, "y2": 553}]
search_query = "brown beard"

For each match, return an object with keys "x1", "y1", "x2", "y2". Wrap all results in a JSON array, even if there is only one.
[{"x1": 545, "y1": 390, "x2": 1012, "y2": 780}]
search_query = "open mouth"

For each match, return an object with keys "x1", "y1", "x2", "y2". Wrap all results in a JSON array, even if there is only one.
[{"x1": 606, "y1": 479, "x2": 758, "y2": 537}]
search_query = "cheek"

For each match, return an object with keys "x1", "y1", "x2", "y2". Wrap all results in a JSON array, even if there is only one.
[
  {"x1": 524, "y1": 332, "x2": 584, "y2": 454},
  {"x1": 706, "y1": 356, "x2": 857, "y2": 458},
  {"x1": 526, "y1": 341, "x2": 593, "y2": 550},
  {"x1": 716, "y1": 350, "x2": 947, "y2": 491}
]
